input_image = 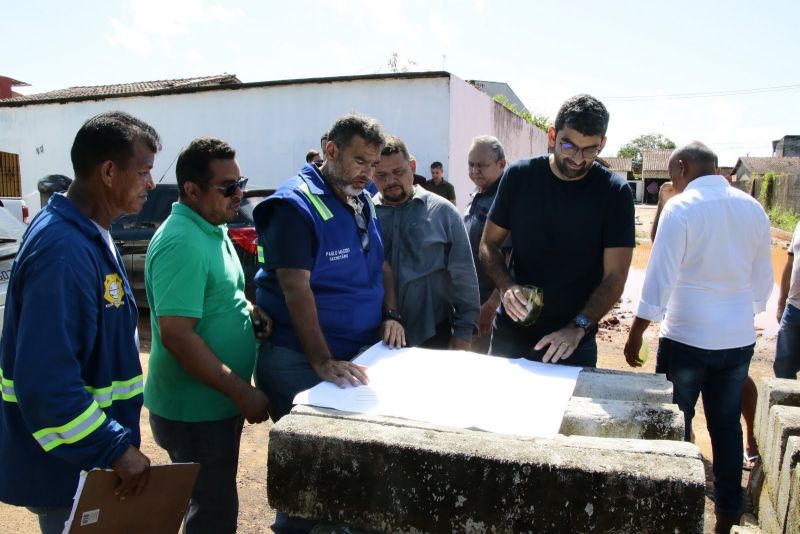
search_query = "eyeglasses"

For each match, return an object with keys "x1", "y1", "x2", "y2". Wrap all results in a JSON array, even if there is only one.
[
  {"x1": 211, "y1": 177, "x2": 248, "y2": 197},
  {"x1": 559, "y1": 142, "x2": 601, "y2": 160}
]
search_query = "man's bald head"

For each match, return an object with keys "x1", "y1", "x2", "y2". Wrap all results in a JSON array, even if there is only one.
[{"x1": 668, "y1": 141, "x2": 718, "y2": 189}]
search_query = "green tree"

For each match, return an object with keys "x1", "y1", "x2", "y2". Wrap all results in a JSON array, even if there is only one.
[{"x1": 618, "y1": 133, "x2": 676, "y2": 166}]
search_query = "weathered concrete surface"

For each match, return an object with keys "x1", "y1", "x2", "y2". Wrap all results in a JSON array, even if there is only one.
[
  {"x1": 574, "y1": 367, "x2": 673, "y2": 404},
  {"x1": 777, "y1": 436, "x2": 800, "y2": 529},
  {"x1": 560, "y1": 397, "x2": 684, "y2": 440},
  {"x1": 268, "y1": 408, "x2": 705, "y2": 533},
  {"x1": 786, "y1": 465, "x2": 800, "y2": 534},
  {"x1": 755, "y1": 378, "x2": 800, "y2": 450},
  {"x1": 758, "y1": 478, "x2": 782, "y2": 534},
  {"x1": 763, "y1": 405, "x2": 800, "y2": 508}
]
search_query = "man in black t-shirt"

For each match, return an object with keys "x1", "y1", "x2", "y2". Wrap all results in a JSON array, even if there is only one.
[{"x1": 479, "y1": 94, "x2": 635, "y2": 367}]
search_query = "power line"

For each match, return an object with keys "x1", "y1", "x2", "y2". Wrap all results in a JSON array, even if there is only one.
[{"x1": 601, "y1": 83, "x2": 800, "y2": 102}]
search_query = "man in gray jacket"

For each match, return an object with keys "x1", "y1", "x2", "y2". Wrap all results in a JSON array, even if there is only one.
[{"x1": 373, "y1": 134, "x2": 479, "y2": 349}]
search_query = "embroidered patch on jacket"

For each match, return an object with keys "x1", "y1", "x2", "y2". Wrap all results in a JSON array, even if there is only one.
[{"x1": 103, "y1": 273, "x2": 126, "y2": 308}]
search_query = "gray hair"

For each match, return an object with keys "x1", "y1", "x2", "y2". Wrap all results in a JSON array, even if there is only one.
[{"x1": 470, "y1": 135, "x2": 505, "y2": 162}]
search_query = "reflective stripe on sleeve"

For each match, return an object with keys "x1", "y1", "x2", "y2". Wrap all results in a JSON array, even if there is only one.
[
  {"x1": 257, "y1": 245, "x2": 265, "y2": 264},
  {"x1": 298, "y1": 183, "x2": 334, "y2": 221},
  {"x1": 32, "y1": 401, "x2": 108, "y2": 452},
  {"x1": 84, "y1": 375, "x2": 144, "y2": 408},
  {"x1": 0, "y1": 367, "x2": 16, "y2": 402}
]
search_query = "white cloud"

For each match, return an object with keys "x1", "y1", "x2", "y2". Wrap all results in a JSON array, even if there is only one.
[{"x1": 110, "y1": 0, "x2": 244, "y2": 55}]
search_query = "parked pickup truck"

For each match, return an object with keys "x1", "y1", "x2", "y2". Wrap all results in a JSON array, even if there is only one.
[{"x1": 0, "y1": 198, "x2": 29, "y2": 224}]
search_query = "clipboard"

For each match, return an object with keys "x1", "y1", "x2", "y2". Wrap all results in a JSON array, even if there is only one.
[{"x1": 64, "y1": 463, "x2": 200, "y2": 534}]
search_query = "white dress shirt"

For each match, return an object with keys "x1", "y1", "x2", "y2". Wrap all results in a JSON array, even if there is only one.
[
  {"x1": 787, "y1": 221, "x2": 800, "y2": 309},
  {"x1": 636, "y1": 174, "x2": 773, "y2": 350}
]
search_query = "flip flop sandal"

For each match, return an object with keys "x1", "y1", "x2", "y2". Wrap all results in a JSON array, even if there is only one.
[{"x1": 743, "y1": 453, "x2": 760, "y2": 471}]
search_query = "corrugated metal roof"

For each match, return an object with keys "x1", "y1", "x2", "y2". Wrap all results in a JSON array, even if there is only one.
[{"x1": 7, "y1": 74, "x2": 241, "y2": 103}]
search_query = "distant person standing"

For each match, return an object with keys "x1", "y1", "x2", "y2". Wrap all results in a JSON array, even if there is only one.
[
  {"x1": 424, "y1": 161, "x2": 456, "y2": 205},
  {"x1": 481, "y1": 94, "x2": 634, "y2": 367},
  {"x1": 0, "y1": 111, "x2": 159, "y2": 533},
  {"x1": 775, "y1": 220, "x2": 800, "y2": 379},
  {"x1": 305, "y1": 149, "x2": 322, "y2": 166},
  {"x1": 463, "y1": 135, "x2": 509, "y2": 353},
  {"x1": 624, "y1": 142, "x2": 772, "y2": 533}
]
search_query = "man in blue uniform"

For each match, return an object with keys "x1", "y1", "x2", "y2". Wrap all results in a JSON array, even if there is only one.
[
  {"x1": 254, "y1": 114, "x2": 405, "y2": 424},
  {"x1": 480, "y1": 94, "x2": 635, "y2": 368},
  {"x1": 0, "y1": 111, "x2": 160, "y2": 533}
]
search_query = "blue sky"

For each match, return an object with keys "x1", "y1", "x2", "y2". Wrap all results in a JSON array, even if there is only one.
[{"x1": 5, "y1": 0, "x2": 800, "y2": 165}]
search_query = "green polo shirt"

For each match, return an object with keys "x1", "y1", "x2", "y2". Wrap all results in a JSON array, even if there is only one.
[{"x1": 144, "y1": 202, "x2": 256, "y2": 422}]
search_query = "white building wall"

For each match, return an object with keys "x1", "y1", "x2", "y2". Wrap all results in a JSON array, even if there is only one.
[
  {"x1": 0, "y1": 73, "x2": 547, "y2": 215},
  {"x1": 0, "y1": 76, "x2": 452, "y2": 214},
  {"x1": 447, "y1": 76, "x2": 548, "y2": 209}
]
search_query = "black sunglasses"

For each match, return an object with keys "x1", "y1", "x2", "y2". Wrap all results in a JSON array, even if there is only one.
[
  {"x1": 353, "y1": 210, "x2": 370, "y2": 252},
  {"x1": 211, "y1": 177, "x2": 248, "y2": 197}
]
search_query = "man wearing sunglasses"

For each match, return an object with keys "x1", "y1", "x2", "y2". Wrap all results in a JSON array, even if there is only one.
[
  {"x1": 373, "y1": 134, "x2": 479, "y2": 350},
  {"x1": 144, "y1": 137, "x2": 272, "y2": 533},
  {"x1": 480, "y1": 94, "x2": 635, "y2": 368}
]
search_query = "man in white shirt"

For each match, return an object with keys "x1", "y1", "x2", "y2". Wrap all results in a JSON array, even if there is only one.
[
  {"x1": 624, "y1": 142, "x2": 773, "y2": 533},
  {"x1": 775, "y1": 221, "x2": 800, "y2": 378}
]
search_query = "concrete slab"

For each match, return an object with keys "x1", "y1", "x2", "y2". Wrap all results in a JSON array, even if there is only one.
[
  {"x1": 776, "y1": 435, "x2": 800, "y2": 530},
  {"x1": 574, "y1": 367, "x2": 673, "y2": 404},
  {"x1": 757, "y1": 478, "x2": 781, "y2": 534},
  {"x1": 560, "y1": 397, "x2": 684, "y2": 440},
  {"x1": 755, "y1": 378, "x2": 800, "y2": 450},
  {"x1": 763, "y1": 405, "x2": 800, "y2": 508},
  {"x1": 268, "y1": 408, "x2": 705, "y2": 533},
  {"x1": 786, "y1": 465, "x2": 800, "y2": 534}
]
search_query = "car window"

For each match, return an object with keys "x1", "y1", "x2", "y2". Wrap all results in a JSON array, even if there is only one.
[{"x1": 0, "y1": 207, "x2": 26, "y2": 242}]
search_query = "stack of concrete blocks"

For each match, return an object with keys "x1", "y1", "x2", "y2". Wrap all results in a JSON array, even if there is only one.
[
  {"x1": 268, "y1": 367, "x2": 707, "y2": 533},
  {"x1": 752, "y1": 378, "x2": 800, "y2": 533}
]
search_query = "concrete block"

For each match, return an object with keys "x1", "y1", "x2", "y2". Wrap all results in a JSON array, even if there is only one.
[
  {"x1": 757, "y1": 478, "x2": 781, "y2": 534},
  {"x1": 574, "y1": 367, "x2": 673, "y2": 404},
  {"x1": 763, "y1": 405, "x2": 800, "y2": 507},
  {"x1": 268, "y1": 408, "x2": 705, "y2": 533},
  {"x1": 754, "y1": 378, "x2": 800, "y2": 450},
  {"x1": 786, "y1": 465, "x2": 800, "y2": 534},
  {"x1": 559, "y1": 397, "x2": 684, "y2": 440},
  {"x1": 776, "y1": 436, "x2": 800, "y2": 530}
]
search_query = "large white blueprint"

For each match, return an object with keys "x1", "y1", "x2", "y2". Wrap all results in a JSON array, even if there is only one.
[{"x1": 293, "y1": 342, "x2": 581, "y2": 438}]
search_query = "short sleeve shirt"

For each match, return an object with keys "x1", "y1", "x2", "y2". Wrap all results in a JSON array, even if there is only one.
[
  {"x1": 489, "y1": 156, "x2": 635, "y2": 340},
  {"x1": 144, "y1": 202, "x2": 257, "y2": 422}
]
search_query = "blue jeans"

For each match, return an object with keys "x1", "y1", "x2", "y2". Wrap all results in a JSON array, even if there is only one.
[
  {"x1": 775, "y1": 303, "x2": 800, "y2": 379},
  {"x1": 489, "y1": 331, "x2": 598, "y2": 368},
  {"x1": 659, "y1": 337, "x2": 753, "y2": 517},
  {"x1": 26, "y1": 505, "x2": 72, "y2": 534},
  {"x1": 150, "y1": 413, "x2": 244, "y2": 534},
  {"x1": 256, "y1": 342, "x2": 323, "y2": 423}
]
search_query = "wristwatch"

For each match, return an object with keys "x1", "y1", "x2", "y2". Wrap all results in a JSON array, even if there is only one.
[
  {"x1": 573, "y1": 314, "x2": 593, "y2": 334},
  {"x1": 383, "y1": 309, "x2": 403, "y2": 323}
]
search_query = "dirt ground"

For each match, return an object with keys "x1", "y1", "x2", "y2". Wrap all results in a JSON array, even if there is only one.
[{"x1": 0, "y1": 204, "x2": 788, "y2": 533}]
